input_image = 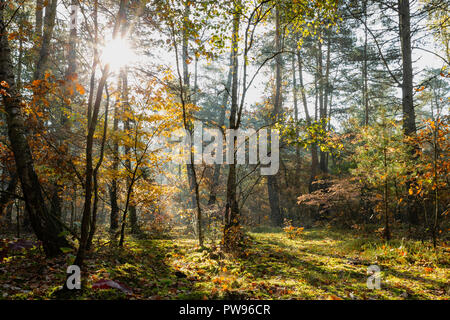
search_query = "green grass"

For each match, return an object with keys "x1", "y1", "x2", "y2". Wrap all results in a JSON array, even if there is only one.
[{"x1": 0, "y1": 228, "x2": 448, "y2": 300}]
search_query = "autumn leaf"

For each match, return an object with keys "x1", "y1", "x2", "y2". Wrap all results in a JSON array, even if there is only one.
[
  {"x1": 76, "y1": 83, "x2": 86, "y2": 95},
  {"x1": 8, "y1": 33, "x2": 18, "y2": 41}
]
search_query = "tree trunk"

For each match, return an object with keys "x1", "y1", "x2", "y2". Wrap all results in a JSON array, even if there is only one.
[
  {"x1": 0, "y1": 174, "x2": 17, "y2": 218},
  {"x1": 74, "y1": 69, "x2": 109, "y2": 265},
  {"x1": 66, "y1": 0, "x2": 78, "y2": 82},
  {"x1": 223, "y1": 3, "x2": 241, "y2": 250},
  {"x1": 398, "y1": 0, "x2": 416, "y2": 137},
  {"x1": 208, "y1": 52, "x2": 233, "y2": 206},
  {"x1": 297, "y1": 51, "x2": 318, "y2": 191},
  {"x1": 34, "y1": 0, "x2": 64, "y2": 221},
  {"x1": 180, "y1": 1, "x2": 203, "y2": 247},
  {"x1": 267, "y1": 4, "x2": 282, "y2": 227},
  {"x1": 398, "y1": 0, "x2": 419, "y2": 226},
  {"x1": 384, "y1": 146, "x2": 390, "y2": 241},
  {"x1": 291, "y1": 53, "x2": 300, "y2": 166},
  {"x1": 432, "y1": 119, "x2": 439, "y2": 247},
  {"x1": 50, "y1": 186, "x2": 62, "y2": 219},
  {"x1": 109, "y1": 0, "x2": 128, "y2": 233},
  {"x1": 87, "y1": 84, "x2": 110, "y2": 250},
  {"x1": 109, "y1": 85, "x2": 120, "y2": 232},
  {"x1": 17, "y1": 19, "x2": 23, "y2": 90},
  {"x1": 118, "y1": 165, "x2": 138, "y2": 247},
  {"x1": 63, "y1": 0, "x2": 78, "y2": 128},
  {"x1": 35, "y1": 0, "x2": 43, "y2": 37},
  {"x1": 74, "y1": 0, "x2": 127, "y2": 267},
  {"x1": 121, "y1": 67, "x2": 139, "y2": 234},
  {"x1": 34, "y1": 0, "x2": 57, "y2": 80},
  {"x1": 182, "y1": 3, "x2": 197, "y2": 211},
  {"x1": 363, "y1": 0, "x2": 369, "y2": 126},
  {"x1": 70, "y1": 185, "x2": 76, "y2": 229},
  {"x1": 318, "y1": 33, "x2": 330, "y2": 174}
]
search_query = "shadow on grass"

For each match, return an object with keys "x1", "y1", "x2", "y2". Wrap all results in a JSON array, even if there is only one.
[
  {"x1": 239, "y1": 237, "x2": 367, "y2": 297},
  {"x1": 247, "y1": 235, "x2": 448, "y2": 299},
  {"x1": 51, "y1": 237, "x2": 199, "y2": 300},
  {"x1": 249, "y1": 226, "x2": 283, "y2": 234}
]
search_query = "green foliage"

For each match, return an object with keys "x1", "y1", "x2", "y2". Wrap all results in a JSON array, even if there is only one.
[
  {"x1": 277, "y1": 117, "x2": 343, "y2": 156},
  {"x1": 351, "y1": 113, "x2": 409, "y2": 190}
]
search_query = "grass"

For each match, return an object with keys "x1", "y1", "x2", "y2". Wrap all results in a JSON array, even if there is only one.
[{"x1": 0, "y1": 227, "x2": 448, "y2": 300}]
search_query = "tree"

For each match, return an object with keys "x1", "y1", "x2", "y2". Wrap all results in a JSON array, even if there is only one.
[
  {"x1": 223, "y1": 0, "x2": 241, "y2": 251},
  {"x1": 266, "y1": 1, "x2": 283, "y2": 227},
  {"x1": 74, "y1": 0, "x2": 128, "y2": 267},
  {"x1": 0, "y1": 0, "x2": 69, "y2": 257},
  {"x1": 352, "y1": 110, "x2": 408, "y2": 240},
  {"x1": 398, "y1": 0, "x2": 416, "y2": 137}
]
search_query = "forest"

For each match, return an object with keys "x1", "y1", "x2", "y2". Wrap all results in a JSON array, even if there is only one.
[{"x1": 0, "y1": 0, "x2": 449, "y2": 302}]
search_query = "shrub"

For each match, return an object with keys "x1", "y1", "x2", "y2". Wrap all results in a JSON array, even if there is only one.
[{"x1": 283, "y1": 219, "x2": 304, "y2": 239}]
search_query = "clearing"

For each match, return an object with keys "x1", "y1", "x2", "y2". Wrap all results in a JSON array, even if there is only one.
[{"x1": 1, "y1": 228, "x2": 448, "y2": 300}]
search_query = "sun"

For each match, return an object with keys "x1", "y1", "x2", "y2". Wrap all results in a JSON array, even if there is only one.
[{"x1": 101, "y1": 37, "x2": 135, "y2": 72}]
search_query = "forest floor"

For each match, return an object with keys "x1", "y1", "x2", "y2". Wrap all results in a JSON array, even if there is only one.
[{"x1": 0, "y1": 227, "x2": 449, "y2": 300}]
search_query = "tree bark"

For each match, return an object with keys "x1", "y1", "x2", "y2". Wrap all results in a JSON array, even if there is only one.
[
  {"x1": 109, "y1": 76, "x2": 121, "y2": 232},
  {"x1": 398, "y1": 0, "x2": 419, "y2": 226},
  {"x1": 0, "y1": 174, "x2": 17, "y2": 218},
  {"x1": 34, "y1": 0, "x2": 57, "y2": 80},
  {"x1": 318, "y1": 32, "x2": 330, "y2": 174},
  {"x1": 363, "y1": 0, "x2": 369, "y2": 126},
  {"x1": 121, "y1": 67, "x2": 139, "y2": 234},
  {"x1": 208, "y1": 52, "x2": 233, "y2": 205},
  {"x1": 291, "y1": 53, "x2": 300, "y2": 165},
  {"x1": 35, "y1": 0, "x2": 43, "y2": 37},
  {"x1": 109, "y1": 100, "x2": 120, "y2": 231},
  {"x1": 398, "y1": 0, "x2": 416, "y2": 137},
  {"x1": 297, "y1": 51, "x2": 318, "y2": 192},
  {"x1": 180, "y1": 1, "x2": 203, "y2": 247},
  {"x1": 223, "y1": 2, "x2": 241, "y2": 250},
  {"x1": 267, "y1": 3, "x2": 282, "y2": 227},
  {"x1": 87, "y1": 84, "x2": 110, "y2": 250}
]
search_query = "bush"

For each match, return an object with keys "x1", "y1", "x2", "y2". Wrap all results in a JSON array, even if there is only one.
[{"x1": 283, "y1": 219, "x2": 304, "y2": 239}]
